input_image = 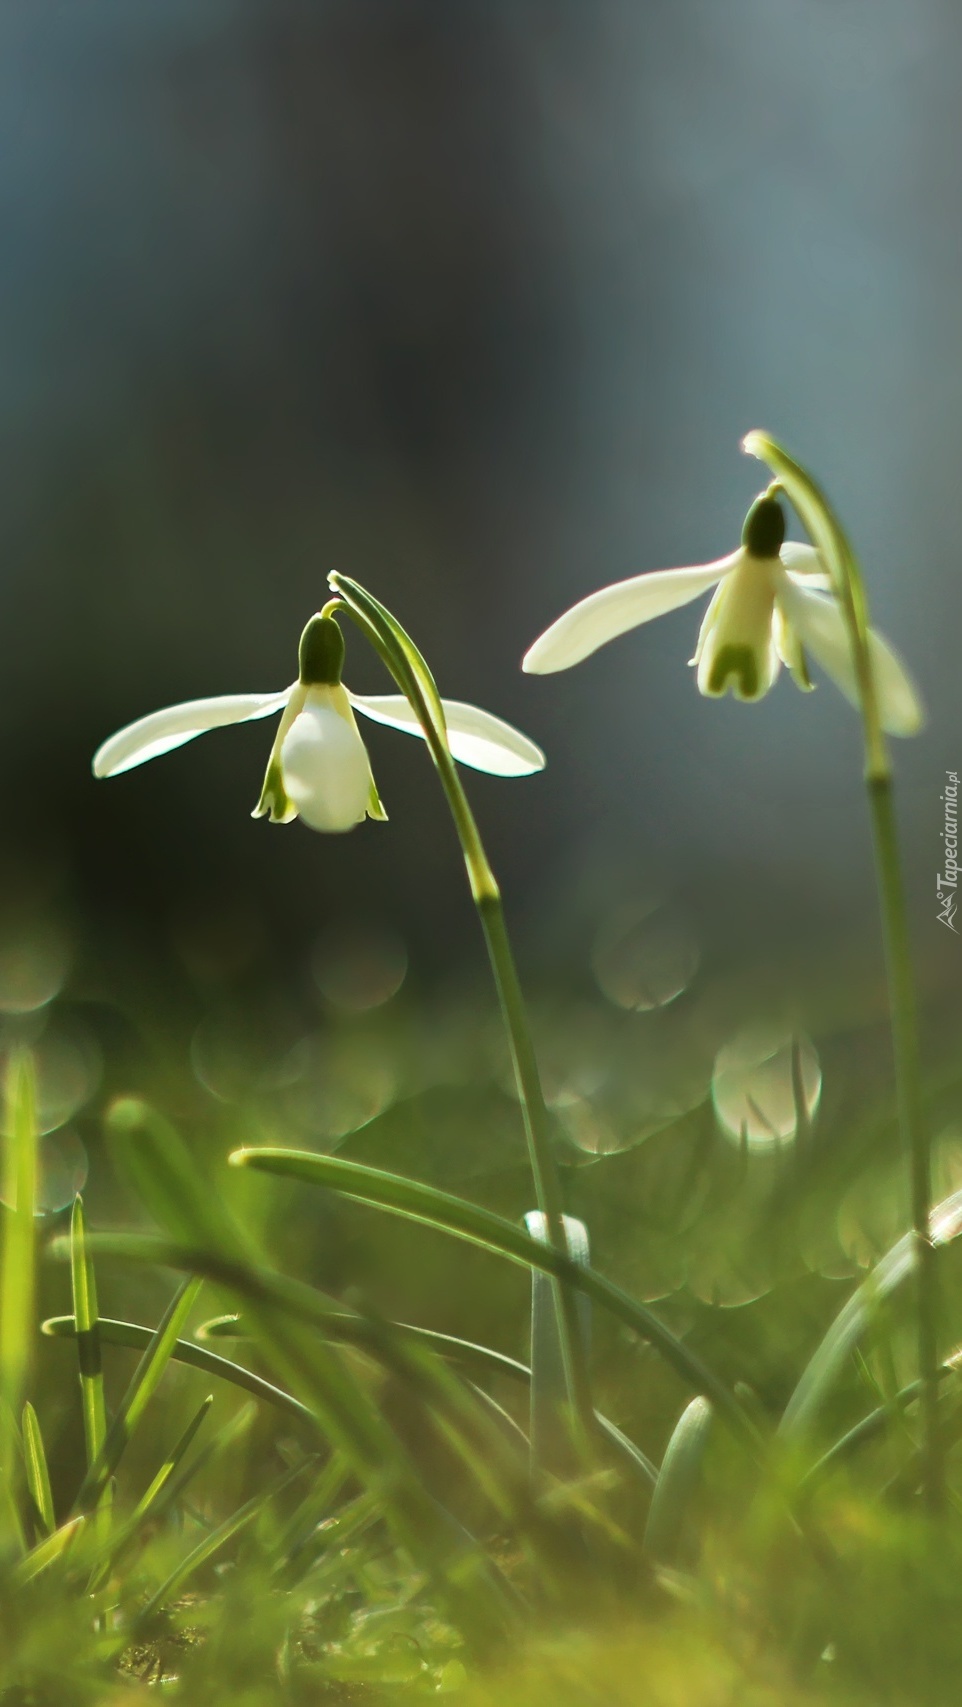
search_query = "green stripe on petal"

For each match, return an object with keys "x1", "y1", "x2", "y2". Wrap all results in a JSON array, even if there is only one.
[{"x1": 252, "y1": 757, "x2": 297, "y2": 824}]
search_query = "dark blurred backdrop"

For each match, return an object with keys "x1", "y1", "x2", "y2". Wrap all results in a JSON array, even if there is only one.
[{"x1": 0, "y1": 0, "x2": 958, "y2": 1023}]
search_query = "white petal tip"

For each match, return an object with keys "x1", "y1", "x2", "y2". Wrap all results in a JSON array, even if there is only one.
[
  {"x1": 520, "y1": 645, "x2": 558, "y2": 676},
  {"x1": 886, "y1": 700, "x2": 927, "y2": 739},
  {"x1": 351, "y1": 691, "x2": 544, "y2": 776}
]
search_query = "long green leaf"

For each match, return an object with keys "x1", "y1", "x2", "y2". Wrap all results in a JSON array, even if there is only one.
[
  {"x1": 129, "y1": 1394, "x2": 213, "y2": 1530},
  {"x1": 104, "y1": 1103, "x2": 423, "y2": 1490},
  {"x1": 48, "y1": 1235, "x2": 650, "y2": 1580},
  {"x1": 49, "y1": 1209, "x2": 517, "y2": 1637},
  {"x1": 21, "y1": 1402, "x2": 54, "y2": 1536},
  {"x1": 780, "y1": 1185, "x2": 962, "y2": 1440},
  {"x1": 43, "y1": 1315, "x2": 315, "y2": 1426},
  {"x1": 14, "y1": 1515, "x2": 84, "y2": 1585},
  {"x1": 72, "y1": 1277, "x2": 202, "y2": 1513},
  {"x1": 525, "y1": 1212, "x2": 590, "y2": 1479},
  {"x1": 199, "y1": 1310, "x2": 533, "y2": 1386},
  {"x1": 69, "y1": 1197, "x2": 107, "y2": 1478},
  {"x1": 108, "y1": 1101, "x2": 542, "y2": 1518},
  {"x1": 802, "y1": 1365, "x2": 959, "y2": 1490},
  {"x1": 84, "y1": 1395, "x2": 220, "y2": 1594},
  {"x1": 643, "y1": 1397, "x2": 713, "y2": 1564},
  {"x1": 134, "y1": 1462, "x2": 309, "y2": 1630},
  {"x1": 50, "y1": 1244, "x2": 534, "y2": 1541},
  {"x1": 229, "y1": 1147, "x2": 753, "y2": 1443},
  {"x1": 201, "y1": 1312, "x2": 656, "y2": 1485},
  {"x1": 1, "y1": 1052, "x2": 38, "y2": 1524}
]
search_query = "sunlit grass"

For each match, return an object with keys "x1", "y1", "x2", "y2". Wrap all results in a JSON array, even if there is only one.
[{"x1": 0, "y1": 907, "x2": 956, "y2": 1704}]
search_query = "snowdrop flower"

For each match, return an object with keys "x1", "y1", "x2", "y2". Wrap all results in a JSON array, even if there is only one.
[
  {"x1": 523, "y1": 493, "x2": 923, "y2": 736},
  {"x1": 93, "y1": 614, "x2": 545, "y2": 833}
]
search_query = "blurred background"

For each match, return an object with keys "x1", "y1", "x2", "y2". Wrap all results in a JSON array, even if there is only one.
[{"x1": 0, "y1": 2, "x2": 959, "y2": 1373}]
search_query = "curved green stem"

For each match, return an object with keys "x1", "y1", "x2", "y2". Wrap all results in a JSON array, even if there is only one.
[
  {"x1": 744, "y1": 433, "x2": 940, "y2": 1510},
  {"x1": 326, "y1": 576, "x2": 593, "y2": 1450},
  {"x1": 867, "y1": 774, "x2": 939, "y2": 1506}
]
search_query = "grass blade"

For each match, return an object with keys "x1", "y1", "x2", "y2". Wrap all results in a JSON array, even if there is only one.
[
  {"x1": 229, "y1": 1147, "x2": 753, "y2": 1443},
  {"x1": 84, "y1": 1395, "x2": 222, "y2": 1594},
  {"x1": 801, "y1": 1364, "x2": 960, "y2": 1490},
  {"x1": 199, "y1": 1310, "x2": 534, "y2": 1387},
  {"x1": 780, "y1": 1184, "x2": 962, "y2": 1441},
  {"x1": 21, "y1": 1402, "x2": 54, "y2": 1537},
  {"x1": 525, "y1": 1212, "x2": 591, "y2": 1478},
  {"x1": 129, "y1": 1393, "x2": 213, "y2": 1530},
  {"x1": 56, "y1": 1304, "x2": 656, "y2": 1490},
  {"x1": 134, "y1": 1461, "x2": 309, "y2": 1631},
  {"x1": 643, "y1": 1396, "x2": 713, "y2": 1565},
  {"x1": 43, "y1": 1315, "x2": 315, "y2": 1427},
  {"x1": 268, "y1": 1451, "x2": 351, "y2": 1582},
  {"x1": 69, "y1": 1197, "x2": 107, "y2": 1477},
  {"x1": 73, "y1": 1277, "x2": 203, "y2": 1514},
  {"x1": 112, "y1": 1402, "x2": 258, "y2": 1570},
  {"x1": 1, "y1": 1051, "x2": 38, "y2": 1533},
  {"x1": 51, "y1": 1244, "x2": 533, "y2": 1539},
  {"x1": 103, "y1": 1103, "x2": 430, "y2": 1498},
  {"x1": 75, "y1": 1105, "x2": 523, "y2": 1638},
  {"x1": 200, "y1": 1312, "x2": 656, "y2": 1485},
  {"x1": 14, "y1": 1515, "x2": 85, "y2": 1585}
]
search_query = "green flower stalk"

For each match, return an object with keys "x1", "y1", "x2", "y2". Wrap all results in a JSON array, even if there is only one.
[
  {"x1": 524, "y1": 432, "x2": 935, "y2": 1506},
  {"x1": 324, "y1": 573, "x2": 595, "y2": 1455},
  {"x1": 741, "y1": 431, "x2": 938, "y2": 1512}
]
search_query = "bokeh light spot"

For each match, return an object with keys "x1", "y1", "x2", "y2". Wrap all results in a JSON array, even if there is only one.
[
  {"x1": 0, "y1": 1027, "x2": 101, "y2": 1138},
  {"x1": 275, "y1": 1033, "x2": 397, "y2": 1143},
  {"x1": 312, "y1": 922, "x2": 408, "y2": 1013},
  {"x1": 554, "y1": 1095, "x2": 622, "y2": 1159},
  {"x1": 712, "y1": 1025, "x2": 821, "y2": 1151},
  {"x1": 592, "y1": 902, "x2": 698, "y2": 1012},
  {"x1": 0, "y1": 1127, "x2": 88, "y2": 1216},
  {"x1": 0, "y1": 924, "x2": 71, "y2": 1016}
]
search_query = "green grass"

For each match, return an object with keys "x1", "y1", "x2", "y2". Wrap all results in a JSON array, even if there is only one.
[{"x1": 0, "y1": 950, "x2": 959, "y2": 1706}]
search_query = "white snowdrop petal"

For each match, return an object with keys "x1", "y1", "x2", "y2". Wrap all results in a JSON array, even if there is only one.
[
  {"x1": 522, "y1": 559, "x2": 735, "y2": 674},
  {"x1": 93, "y1": 690, "x2": 291, "y2": 778},
  {"x1": 280, "y1": 702, "x2": 372, "y2": 832},
  {"x1": 774, "y1": 575, "x2": 925, "y2": 736},
  {"x1": 351, "y1": 694, "x2": 545, "y2": 777},
  {"x1": 780, "y1": 541, "x2": 832, "y2": 591}
]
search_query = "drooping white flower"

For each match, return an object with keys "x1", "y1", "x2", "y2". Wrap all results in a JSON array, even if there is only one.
[
  {"x1": 523, "y1": 494, "x2": 924, "y2": 736},
  {"x1": 93, "y1": 614, "x2": 545, "y2": 833}
]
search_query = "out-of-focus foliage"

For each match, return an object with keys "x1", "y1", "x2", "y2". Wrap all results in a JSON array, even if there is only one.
[{"x1": 0, "y1": 894, "x2": 959, "y2": 1703}]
